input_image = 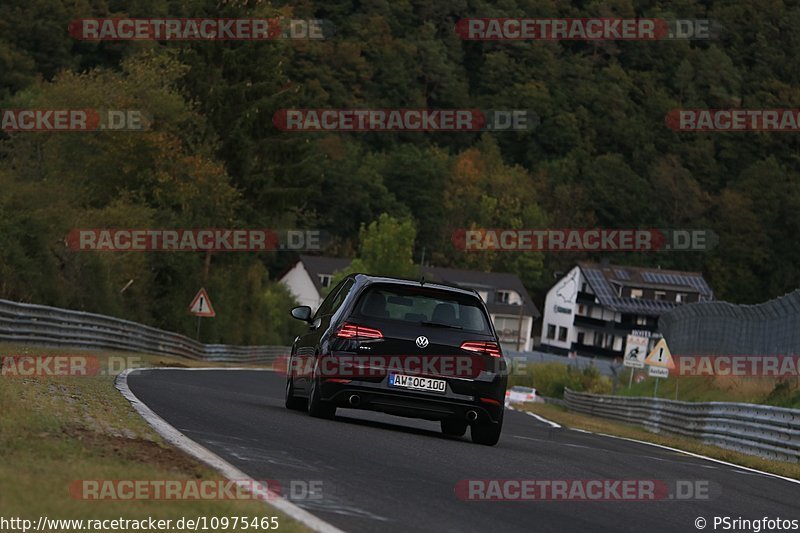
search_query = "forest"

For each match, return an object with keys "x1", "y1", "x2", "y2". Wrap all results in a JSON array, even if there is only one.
[{"x1": 1, "y1": 0, "x2": 798, "y2": 343}]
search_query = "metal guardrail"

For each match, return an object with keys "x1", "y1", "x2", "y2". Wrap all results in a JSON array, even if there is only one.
[
  {"x1": 564, "y1": 389, "x2": 800, "y2": 463},
  {"x1": 540, "y1": 395, "x2": 566, "y2": 407},
  {"x1": 0, "y1": 299, "x2": 288, "y2": 364}
]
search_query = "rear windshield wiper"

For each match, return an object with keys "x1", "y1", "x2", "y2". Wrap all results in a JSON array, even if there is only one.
[{"x1": 420, "y1": 321, "x2": 462, "y2": 330}]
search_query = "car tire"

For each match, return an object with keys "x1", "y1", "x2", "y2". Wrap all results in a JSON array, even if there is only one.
[
  {"x1": 284, "y1": 374, "x2": 306, "y2": 411},
  {"x1": 307, "y1": 375, "x2": 336, "y2": 419},
  {"x1": 441, "y1": 419, "x2": 468, "y2": 437},
  {"x1": 470, "y1": 411, "x2": 503, "y2": 446}
]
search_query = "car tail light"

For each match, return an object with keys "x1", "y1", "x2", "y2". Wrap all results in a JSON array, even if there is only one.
[
  {"x1": 336, "y1": 323, "x2": 383, "y2": 339},
  {"x1": 460, "y1": 341, "x2": 502, "y2": 357},
  {"x1": 480, "y1": 397, "x2": 501, "y2": 405},
  {"x1": 526, "y1": 394, "x2": 534, "y2": 400}
]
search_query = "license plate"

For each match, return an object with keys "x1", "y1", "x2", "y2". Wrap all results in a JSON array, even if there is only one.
[{"x1": 388, "y1": 373, "x2": 446, "y2": 394}]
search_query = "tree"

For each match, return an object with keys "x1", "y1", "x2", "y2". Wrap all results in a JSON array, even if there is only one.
[{"x1": 328, "y1": 213, "x2": 418, "y2": 290}]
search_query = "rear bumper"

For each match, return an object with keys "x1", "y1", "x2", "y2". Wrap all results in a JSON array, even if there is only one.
[{"x1": 320, "y1": 379, "x2": 505, "y2": 424}]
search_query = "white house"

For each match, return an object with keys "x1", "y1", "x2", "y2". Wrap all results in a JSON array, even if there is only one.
[
  {"x1": 279, "y1": 255, "x2": 541, "y2": 352},
  {"x1": 279, "y1": 255, "x2": 348, "y2": 309},
  {"x1": 540, "y1": 261, "x2": 713, "y2": 359}
]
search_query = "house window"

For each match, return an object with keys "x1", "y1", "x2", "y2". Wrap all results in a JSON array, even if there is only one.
[
  {"x1": 494, "y1": 316, "x2": 520, "y2": 342},
  {"x1": 546, "y1": 324, "x2": 556, "y2": 340},
  {"x1": 318, "y1": 274, "x2": 332, "y2": 288},
  {"x1": 630, "y1": 288, "x2": 643, "y2": 299},
  {"x1": 577, "y1": 304, "x2": 586, "y2": 315},
  {"x1": 593, "y1": 332, "x2": 603, "y2": 346},
  {"x1": 605, "y1": 335, "x2": 615, "y2": 349},
  {"x1": 654, "y1": 291, "x2": 666, "y2": 301},
  {"x1": 496, "y1": 290, "x2": 511, "y2": 304},
  {"x1": 577, "y1": 332, "x2": 585, "y2": 345},
  {"x1": 676, "y1": 293, "x2": 687, "y2": 303},
  {"x1": 636, "y1": 316, "x2": 647, "y2": 326},
  {"x1": 558, "y1": 327, "x2": 568, "y2": 342}
]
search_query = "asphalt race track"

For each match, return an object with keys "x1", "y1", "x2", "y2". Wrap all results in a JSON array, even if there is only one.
[{"x1": 127, "y1": 369, "x2": 800, "y2": 533}]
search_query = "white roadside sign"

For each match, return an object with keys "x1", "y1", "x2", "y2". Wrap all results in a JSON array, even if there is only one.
[
  {"x1": 648, "y1": 365, "x2": 669, "y2": 379},
  {"x1": 623, "y1": 334, "x2": 648, "y2": 369}
]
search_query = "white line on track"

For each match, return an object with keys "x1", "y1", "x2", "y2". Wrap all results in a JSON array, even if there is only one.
[
  {"x1": 506, "y1": 404, "x2": 562, "y2": 428},
  {"x1": 511, "y1": 404, "x2": 800, "y2": 486},
  {"x1": 116, "y1": 367, "x2": 345, "y2": 533}
]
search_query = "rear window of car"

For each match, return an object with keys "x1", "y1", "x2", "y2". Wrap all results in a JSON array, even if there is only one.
[{"x1": 354, "y1": 284, "x2": 491, "y2": 334}]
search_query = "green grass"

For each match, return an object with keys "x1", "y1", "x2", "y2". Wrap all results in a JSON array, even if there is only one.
[
  {"x1": 516, "y1": 402, "x2": 800, "y2": 480},
  {"x1": 0, "y1": 344, "x2": 307, "y2": 533},
  {"x1": 613, "y1": 368, "x2": 800, "y2": 408},
  {"x1": 508, "y1": 361, "x2": 800, "y2": 408},
  {"x1": 507, "y1": 362, "x2": 613, "y2": 398}
]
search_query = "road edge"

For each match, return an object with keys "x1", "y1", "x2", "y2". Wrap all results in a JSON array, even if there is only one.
[
  {"x1": 115, "y1": 367, "x2": 345, "y2": 533},
  {"x1": 512, "y1": 404, "x2": 800, "y2": 485},
  {"x1": 507, "y1": 405, "x2": 561, "y2": 428}
]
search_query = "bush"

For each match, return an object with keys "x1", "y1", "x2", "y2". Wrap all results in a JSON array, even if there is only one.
[
  {"x1": 507, "y1": 362, "x2": 612, "y2": 399},
  {"x1": 764, "y1": 379, "x2": 800, "y2": 408}
]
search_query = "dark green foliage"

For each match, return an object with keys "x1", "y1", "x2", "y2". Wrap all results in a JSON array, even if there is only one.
[{"x1": 1, "y1": 0, "x2": 798, "y2": 344}]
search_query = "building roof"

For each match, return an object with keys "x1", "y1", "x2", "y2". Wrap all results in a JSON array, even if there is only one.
[
  {"x1": 420, "y1": 265, "x2": 540, "y2": 319},
  {"x1": 297, "y1": 254, "x2": 350, "y2": 294},
  {"x1": 292, "y1": 255, "x2": 540, "y2": 319},
  {"x1": 577, "y1": 261, "x2": 713, "y2": 317}
]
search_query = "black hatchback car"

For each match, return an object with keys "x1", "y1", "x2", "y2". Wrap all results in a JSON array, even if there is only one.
[{"x1": 284, "y1": 274, "x2": 507, "y2": 445}]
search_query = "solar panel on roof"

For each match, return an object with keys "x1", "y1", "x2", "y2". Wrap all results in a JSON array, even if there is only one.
[
  {"x1": 614, "y1": 269, "x2": 630, "y2": 280},
  {"x1": 614, "y1": 297, "x2": 677, "y2": 315},
  {"x1": 687, "y1": 277, "x2": 710, "y2": 294},
  {"x1": 642, "y1": 271, "x2": 705, "y2": 289},
  {"x1": 583, "y1": 268, "x2": 617, "y2": 304}
]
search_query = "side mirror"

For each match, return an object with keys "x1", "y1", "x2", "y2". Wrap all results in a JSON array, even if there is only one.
[{"x1": 290, "y1": 306, "x2": 312, "y2": 322}]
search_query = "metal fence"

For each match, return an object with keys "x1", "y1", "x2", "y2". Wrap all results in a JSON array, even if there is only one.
[
  {"x1": 0, "y1": 299, "x2": 287, "y2": 364},
  {"x1": 0, "y1": 297, "x2": 620, "y2": 370},
  {"x1": 660, "y1": 289, "x2": 800, "y2": 356},
  {"x1": 564, "y1": 389, "x2": 800, "y2": 463}
]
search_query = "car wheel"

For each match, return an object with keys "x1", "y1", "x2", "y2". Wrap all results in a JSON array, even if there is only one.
[
  {"x1": 284, "y1": 373, "x2": 306, "y2": 411},
  {"x1": 441, "y1": 419, "x2": 468, "y2": 437},
  {"x1": 307, "y1": 375, "x2": 336, "y2": 419},
  {"x1": 470, "y1": 410, "x2": 503, "y2": 446}
]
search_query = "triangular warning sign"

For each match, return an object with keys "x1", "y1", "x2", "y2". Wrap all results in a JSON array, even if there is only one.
[
  {"x1": 645, "y1": 338, "x2": 674, "y2": 369},
  {"x1": 189, "y1": 288, "x2": 216, "y2": 317}
]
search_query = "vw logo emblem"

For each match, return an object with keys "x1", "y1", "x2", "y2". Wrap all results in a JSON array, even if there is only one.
[{"x1": 415, "y1": 336, "x2": 429, "y2": 348}]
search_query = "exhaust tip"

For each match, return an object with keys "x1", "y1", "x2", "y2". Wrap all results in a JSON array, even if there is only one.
[
  {"x1": 348, "y1": 394, "x2": 361, "y2": 406},
  {"x1": 466, "y1": 410, "x2": 478, "y2": 422}
]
